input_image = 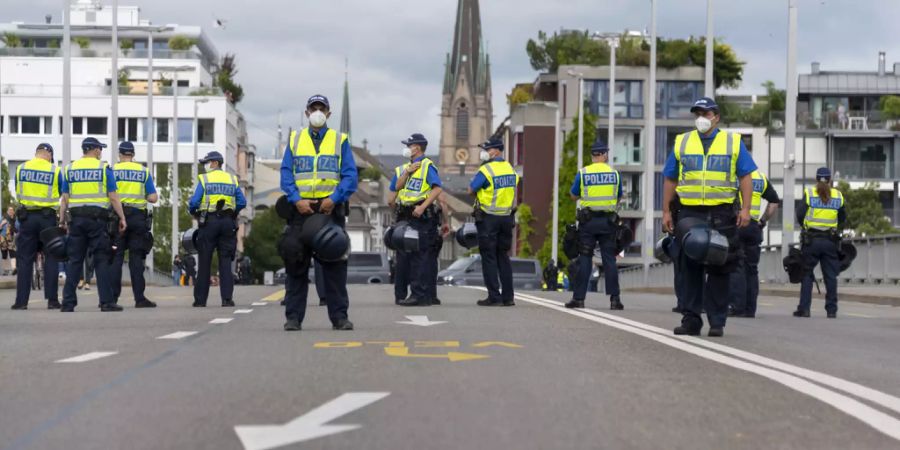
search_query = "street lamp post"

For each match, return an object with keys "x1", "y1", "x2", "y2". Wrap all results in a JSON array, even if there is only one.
[
  {"x1": 643, "y1": 0, "x2": 658, "y2": 284},
  {"x1": 782, "y1": 0, "x2": 799, "y2": 269},
  {"x1": 567, "y1": 70, "x2": 585, "y2": 171},
  {"x1": 704, "y1": 0, "x2": 715, "y2": 98},
  {"x1": 62, "y1": 0, "x2": 72, "y2": 167},
  {"x1": 551, "y1": 80, "x2": 564, "y2": 263},
  {"x1": 192, "y1": 98, "x2": 209, "y2": 182},
  {"x1": 110, "y1": 0, "x2": 119, "y2": 165},
  {"x1": 607, "y1": 37, "x2": 618, "y2": 158}
]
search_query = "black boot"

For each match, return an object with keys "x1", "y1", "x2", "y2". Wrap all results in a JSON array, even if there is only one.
[
  {"x1": 100, "y1": 303, "x2": 124, "y2": 312},
  {"x1": 792, "y1": 309, "x2": 810, "y2": 318},
  {"x1": 610, "y1": 295, "x2": 624, "y2": 310},
  {"x1": 564, "y1": 299, "x2": 584, "y2": 309},
  {"x1": 476, "y1": 298, "x2": 503, "y2": 306},
  {"x1": 221, "y1": 299, "x2": 235, "y2": 307},
  {"x1": 135, "y1": 298, "x2": 157, "y2": 308}
]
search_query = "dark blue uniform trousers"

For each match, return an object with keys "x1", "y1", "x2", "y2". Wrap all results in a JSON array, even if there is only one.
[
  {"x1": 193, "y1": 215, "x2": 237, "y2": 305},
  {"x1": 799, "y1": 236, "x2": 840, "y2": 314},
  {"x1": 477, "y1": 214, "x2": 515, "y2": 303},
  {"x1": 314, "y1": 259, "x2": 326, "y2": 302},
  {"x1": 14, "y1": 211, "x2": 60, "y2": 306},
  {"x1": 729, "y1": 222, "x2": 763, "y2": 315},
  {"x1": 63, "y1": 214, "x2": 114, "y2": 308},
  {"x1": 283, "y1": 213, "x2": 349, "y2": 325},
  {"x1": 573, "y1": 214, "x2": 619, "y2": 301},
  {"x1": 111, "y1": 208, "x2": 150, "y2": 304},
  {"x1": 408, "y1": 215, "x2": 439, "y2": 301},
  {"x1": 678, "y1": 206, "x2": 740, "y2": 330},
  {"x1": 393, "y1": 249, "x2": 410, "y2": 302}
]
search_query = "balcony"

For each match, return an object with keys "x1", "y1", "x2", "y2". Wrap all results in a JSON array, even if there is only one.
[
  {"x1": 834, "y1": 160, "x2": 894, "y2": 180},
  {"x1": 611, "y1": 146, "x2": 643, "y2": 166},
  {"x1": 770, "y1": 110, "x2": 900, "y2": 132},
  {"x1": 0, "y1": 83, "x2": 222, "y2": 97},
  {"x1": 0, "y1": 47, "x2": 213, "y2": 72}
]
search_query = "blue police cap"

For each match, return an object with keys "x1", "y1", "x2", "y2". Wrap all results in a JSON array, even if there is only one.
[
  {"x1": 118, "y1": 141, "x2": 135, "y2": 155},
  {"x1": 199, "y1": 151, "x2": 224, "y2": 163},
  {"x1": 816, "y1": 167, "x2": 832, "y2": 181},
  {"x1": 478, "y1": 137, "x2": 504, "y2": 151},
  {"x1": 690, "y1": 97, "x2": 719, "y2": 113},
  {"x1": 81, "y1": 137, "x2": 107, "y2": 151},
  {"x1": 37, "y1": 142, "x2": 54, "y2": 153},
  {"x1": 401, "y1": 133, "x2": 428, "y2": 147},
  {"x1": 590, "y1": 138, "x2": 610, "y2": 154},
  {"x1": 306, "y1": 94, "x2": 330, "y2": 110}
]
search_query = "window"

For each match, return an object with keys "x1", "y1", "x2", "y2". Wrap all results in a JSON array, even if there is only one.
[
  {"x1": 72, "y1": 117, "x2": 84, "y2": 135},
  {"x1": 10, "y1": 116, "x2": 53, "y2": 135},
  {"x1": 833, "y1": 138, "x2": 893, "y2": 180},
  {"x1": 86, "y1": 117, "x2": 107, "y2": 135},
  {"x1": 656, "y1": 81, "x2": 703, "y2": 119},
  {"x1": 583, "y1": 80, "x2": 643, "y2": 118},
  {"x1": 156, "y1": 118, "x2": 169, "y2": 142},
  {"x1": 456, "y1": 104, "x2": 469, "y2": 142},
  {"x1": 197, "y1": 119, "x2": 214, "y2": 143},
  {"x1": 118, "y1": 118, "x2": 139, "y2": 142},
  {"x1": 348, "y1": 254, "x2": 383, "y2": 267},
  {"x1": 177, "y1": 118, "x2": 193, "y2": 143}
]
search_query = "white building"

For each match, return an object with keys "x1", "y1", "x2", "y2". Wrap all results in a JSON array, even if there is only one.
[{"x1": 0, "y1": 1, "x2": 255, "y2": 247}]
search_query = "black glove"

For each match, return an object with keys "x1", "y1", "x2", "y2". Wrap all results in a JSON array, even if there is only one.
[{"x1": 759, "y1": 219, "x2": 767, "y2": 229}]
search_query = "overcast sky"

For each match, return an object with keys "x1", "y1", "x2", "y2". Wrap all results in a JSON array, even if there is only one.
[{"x1": 6, "y1": 0, "x2": 900, "y2": 158}]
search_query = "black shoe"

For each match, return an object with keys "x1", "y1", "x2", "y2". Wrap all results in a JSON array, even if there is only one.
[
  {"x1": 708, "y1": 327, "x2": 724, "y2": 337},
  {"x1": 332, "y1": 319, "x2": 354, "y2": 330},
  {"x1": 792, "y1": 309, "x2": 810, "y2": 318},
  {"x1": 431, "y1": 298, "x2": 442, "y2": 306},
  {"x1": 283, "y1": 319, "x2": 302, "y2": 331},
  {"x1": 728, "y1": 309, "x2": 742, "y2": 317},
  {"x1": 564, "y1": 299, "x2": 584, "y2": 309},
  {"x1": 280, "y1": 299, "x2": 286, "y2": 306},
  {"x1": 221, "y1": 299, "x2": 235, "y2": 307},
  {"x1": 673, "y1": 325, "x2": 701, "y2": 336},
  {"x1": 610, "y1": 295, "x2": 624, "y2": 310},
  {"x1": 100, "y1": 303, "x2": 124, "y2": 312},
  {"x1": 192, "y1": 301, "x2": 206, "y2": 307},
  {"x1": 672, "y1": 306, "x2": 683, "y2": 313},
  {"x1": 135, "y1": 299, "x2": 157, "y2": 308},
  {"x1": 477, "y1": 298, "x2": 504, "y2": 307},
  {"x1": 48, "y1": 301, "x2": 61, "y2": 310},
  {"x1": 394, "y1": 298, "x2": 403, "y2": 305},
  {"x1": 60, "y1": 305, "x2": 75, "y2": 312},
  {"x1": 318, "y1": 299, "x2": 326, "y2": 306},
  {"x1": 502, "y1": 300, "x2": 515, "y2": 306},
  {"x1": 827, "y1": 312, "x2": 837, "y2": 319},
  {"x1": 399, "y1": 296, "x2": 428, "y2": 307},
  {"x1": 11, "y1": 304, "x2": 27, "y2": 310}
]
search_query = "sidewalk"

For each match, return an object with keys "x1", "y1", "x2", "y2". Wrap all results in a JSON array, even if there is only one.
[{"x1": 626, "y1": 283, "x2": 900, "y2": 307}]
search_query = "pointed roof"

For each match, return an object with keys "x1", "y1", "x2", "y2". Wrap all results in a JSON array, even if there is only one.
[
  {"x1": 443, "y1": 0, "x2": 489, "y2": 97},
  {"x1": 340, "y1": 62, "x2": 352, "y2": 144}
]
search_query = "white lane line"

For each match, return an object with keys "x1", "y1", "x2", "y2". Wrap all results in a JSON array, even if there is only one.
[
  {"x1": 157, "y1": 331, "x2": 199, "y2": 340},
  {"x1": 515, "y1": 291, "x2": 900, "y2": 417},
  {"x1": 251, "y1": 302, "x2": 267, "y2": 306},
  {"x1": 234, "y1": 309, "x2": 254, "y2": 314},
  {"x1": 846, "y1": 313, "x2": 874, "y2": 319},
  {"x1": 471, "y1": 288, "x2": 900, "y2": 442},
  {"x1": 210, "y1": 318, "x2": 234, "y2": 324},
  {"x1": 55, "y1": 351, "x2": 118, "y2": 363}
]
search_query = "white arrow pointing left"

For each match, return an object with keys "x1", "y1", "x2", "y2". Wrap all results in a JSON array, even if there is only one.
[
  {"x1": 234, "y1": 392, "x2": 389, "y2": 450},
  {"x1": 396, "y1": 315, "x2": 447, "y2": 327}
]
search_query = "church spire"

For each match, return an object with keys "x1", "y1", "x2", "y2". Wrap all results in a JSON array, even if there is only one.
[
  {"x1": 339, "y1": 58, "x2": 352, "y2": 145},
  {"x1": 443, "y1": 0, "x2": 488, "y2": 98}
]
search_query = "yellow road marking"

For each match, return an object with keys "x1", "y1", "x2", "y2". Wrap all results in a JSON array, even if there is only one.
[
  {"x1": 262, "y1": 289, "x2": 286, "y2": 302},
  {"x1": 414, "y1": 341, "x2": 460, "y2": 348},
  {"x1": 314, "y1": 342, "x2": 363, "y2": 348},
  {"x1": 384, "y1": 346, "x2": 489, "y2": 362},
  {"x1": 472, "y1": 341, "x2": 524, "y2": 349}
]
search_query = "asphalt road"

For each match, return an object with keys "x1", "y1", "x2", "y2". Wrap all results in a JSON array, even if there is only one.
[{"x1": 1, "y1": 283, "x2": 900, "y2": 449}]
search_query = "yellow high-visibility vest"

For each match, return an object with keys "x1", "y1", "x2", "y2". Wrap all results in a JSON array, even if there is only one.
[
  {"x1": 674, "y1": 130, "x2": 740, "y2": 206},
  {"x1": 16, "y1": 158, "x2": 60, "y2": 209},
  {"x1": 398, "y1": 158, "x2": 436, "y2": 206},
  {"x1": 476, "y1": 160, "x2": 519, "y2": 215},
  {"x1": 747, "y1": 170, "x2": 768, "y2": 220},
  {"x1": 578, "y1": 162, "x2": 619, "y2": 211},
  {"x1": 290, "y1": 127, "x2": 345, "y2": 199},
  {"x1": 65, "y1": 157, "x2": 110, "y2": 209},
  {"x1": 113, "y1": 161, "x2": 151, "y2": 209},
  {"x1": 198, "y1": 169, "x2": 239, "y2": 212},
  {"x1": 804, "y1": 187, "x2": 843, "y2": 230}
]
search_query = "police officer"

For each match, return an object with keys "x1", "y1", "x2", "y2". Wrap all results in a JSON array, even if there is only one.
[
  {"x1": 11, "y1": 143, "x2": 61, "y2": 310},
  {"x1": 111, "y1": 141, "x2": 159, "y2": 308},
  {"x1": 729, "y1": 169, "x2": 780, "y2": 318},
  {"x1": 468, "y1": 137, "x2": 519, "y2": 306},
  {"x1": 661, "y1": 97, "x2": 756, "y2": 337},
  {"x1": 188, "y1": 151, "x2": 247, "y2": 307},
  {"x1": 393, "y1": 133, "x2": 443, "y2": 307},
  {"x1": 59, "y1": 137, "x2": 128, "y2": 312},
  {"x1": 794, "y1": 167, "x2": 845, "y2": 318},
  {"x1": 280, "y1": 94, "x2": 357, "y2": 331},
  {"x1": 565, "y1": 139, "x2": 623, "y2": 310},
  {"x1": 388, "y1": 158, "x2": 412, "y2": 305}
]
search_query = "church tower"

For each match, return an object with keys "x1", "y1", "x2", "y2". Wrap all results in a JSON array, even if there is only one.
[{"x1": 439, "y1": 0, "x2": 493, "y2": 175}]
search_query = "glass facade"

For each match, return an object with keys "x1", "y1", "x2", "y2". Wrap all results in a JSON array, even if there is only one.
[
  {"x1": 833, "y1": 138, "x2": 893, "y2": 180},
  {"x1": 584, "y1": 80, "x2": 644, "y2": 118},
  {"x1": 656, "y1": 81, "x2": 704, "y2": 120}
]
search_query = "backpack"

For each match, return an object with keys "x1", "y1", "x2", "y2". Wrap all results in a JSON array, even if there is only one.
[{"x1": 783, "y1": 247, "x2": 804, "y2": 284}]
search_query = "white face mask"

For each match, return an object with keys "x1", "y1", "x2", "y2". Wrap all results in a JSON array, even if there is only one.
[
  {"x1": 479, "y1": 150, "x2": 491, "y2": 162},
  {"x1": 204, "y1": 163, "x2": 214, "y2": 172},
  {"x1": 402, "y1": 147, "x2": 412, "y2": 158},
  {"x1": 308, "y1": 110, "x2": 327, "y2": 128},
  {"x1": 695, "y1": 116, "x2": 713, "y2": 134}
]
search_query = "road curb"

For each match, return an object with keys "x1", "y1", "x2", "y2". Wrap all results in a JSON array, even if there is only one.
[{"x1": 624, "y1": 286, "x2": 900, "y2": 307}]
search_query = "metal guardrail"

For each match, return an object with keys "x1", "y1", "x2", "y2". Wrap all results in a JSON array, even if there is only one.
[{"x1": 612, "y1": 234, "x2": 900, "y2": 289}]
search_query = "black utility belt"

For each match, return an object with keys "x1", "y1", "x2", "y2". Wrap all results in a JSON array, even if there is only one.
[
  {"x1": 577, "y1": 208, "x2": 616, "y2": 223},
  {"x1": 202, "y1": 210, "x2": 235, "y2": 218},
  {"x1": 124, "y1": 206, "x2": 148, "y2": 215},
  {"x1": 70, "y1": 207, "x2": 110, "y2": 219}
]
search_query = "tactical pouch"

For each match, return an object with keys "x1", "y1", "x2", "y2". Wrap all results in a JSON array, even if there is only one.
[{"x1": 563, "y1": 224, "x2": 579, "y2": 259}]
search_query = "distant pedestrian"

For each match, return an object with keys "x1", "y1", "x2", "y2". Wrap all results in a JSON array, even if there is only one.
[{"x1": 173, "y1": 254, "x2": 183, "y2": 286}]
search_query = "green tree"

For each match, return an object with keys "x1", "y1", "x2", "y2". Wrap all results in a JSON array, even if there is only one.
[
  {"x1": 515, "y1": 203, "x2": 535, "y2": 257},
  {"x1": 152, "y1": 163, "x2": 195, "y2": 272},
  {"x1": 526, "y1": 30, "x2": 609, "y2": 72},
  {"x1": 215, "y1": 53, "x2": 244, "y2": 104},
  {"x1": 536, "y1": 112, "x2": 598, "y2": 268},
  {"x1": 244, "y1": 207, "x2": 284, "y2": 282},
  {"x1": 879, "y1": 95, "x2": 900, "y2": 119},
  {"x1": 167, "y1": 35, "x2": 195, "y2": 51},
  {"x1": 836, "y1": 181, "x2": 896, "y2": 236},
  {"x1": 1, "y1": 158, "x2": 14, "y2": 209},
  {"x1": 507, "y1": 85, "x2": 534, "y2": 106},
  {"x1": 359, "y1": 165, "x2": 383, "y2": 181},
  {"x1": 1, "y1": 33, "x2": 22, "y2": 47},
  {"x1": 720, "y1": 80, "x2": 785, "y2": 127},
  {"x1": 73, "y1": 37, "x2": 90, "y2": 49}
]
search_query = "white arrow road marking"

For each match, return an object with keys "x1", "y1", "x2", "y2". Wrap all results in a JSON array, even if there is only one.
[
  {"x1": 234, "y1": 309, "x2": 254, "y2": 314},
  {"x1": 251, "y1": 302, "x2": 267, "y2": 306},
  {"x1": 395, "y1": 315, "x2": 447, "y2": 327},
  {"x1": 157, "y1": 331, "x2": 198, "y2": 340},
  {"x1": 234, "y1": 392, "x2": 390, "y2": 450},
  {"x1": 55, "y1": 351, "x2": 117, "y2": 363},
  {"x1": 210, "y1": 318, "x2": 234, "y2": 324}
]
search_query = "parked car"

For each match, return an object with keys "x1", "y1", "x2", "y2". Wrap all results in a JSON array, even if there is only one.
[
  {"x1": 347, "y1": 252, "x2": 390, "y2": 284},
  {"x1": 438, "y1": 255, "x2": 542, "y2": 290}
]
